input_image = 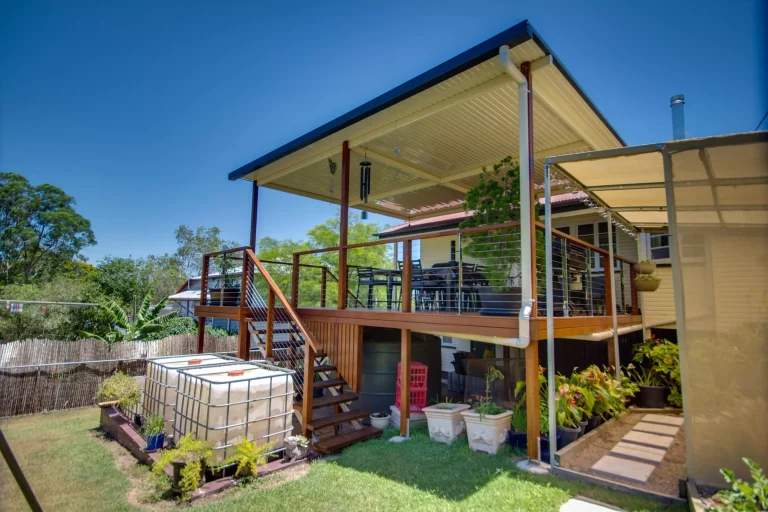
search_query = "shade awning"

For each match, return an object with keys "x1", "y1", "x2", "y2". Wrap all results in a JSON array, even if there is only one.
[{"x1": 548, "y1": 132, "x2": 768, "y2": 229}]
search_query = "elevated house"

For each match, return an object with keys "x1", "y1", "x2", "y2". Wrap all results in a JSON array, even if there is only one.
[{"x1": 195, "y1": 19, "x2": 696, "y2": 459}]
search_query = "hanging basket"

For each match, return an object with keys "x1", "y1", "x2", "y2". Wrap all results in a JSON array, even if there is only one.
[
  {"x1": 633, "y1": 278, "x2": 661, "y2": 292},
  {"x1": 634, "y1": 262, "x2": 656, "y2": 275}
]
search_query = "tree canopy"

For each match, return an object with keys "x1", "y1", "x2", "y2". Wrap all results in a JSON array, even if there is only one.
[
  {"x1": 174, "y1": 225, "x2": 238, "y2": 276},
  {"x1": 0, "y1": 172, "x2": 96, "y2": 284}
]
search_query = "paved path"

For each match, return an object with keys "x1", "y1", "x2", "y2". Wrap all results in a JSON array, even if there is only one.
[{"x1": 590, "y1": 413, "x2": 682, "y2": 484}]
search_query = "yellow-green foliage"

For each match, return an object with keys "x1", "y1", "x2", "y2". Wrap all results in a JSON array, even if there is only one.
[
  {"x1": 95, "y1": 372, "x2": 140, "y2": 410},
  {"x1": 152, "y1": 434, "x2": 214, "y2": 499},
  {"x1": 223, "y1": 437, "x2": 273, "y2": 478}
]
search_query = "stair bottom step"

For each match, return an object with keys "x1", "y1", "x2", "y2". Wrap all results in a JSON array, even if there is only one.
[{"x1": 313, "y1": 426, "x2": 382, "y2": 453}]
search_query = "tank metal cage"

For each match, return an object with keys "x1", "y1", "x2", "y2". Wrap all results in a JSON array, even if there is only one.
[
  {"x1": 172, "y1": 361, "x2": 295, "y2": 464},
  {"x1": 143, "y1": 354, "x2": 243, "y2": 438}
]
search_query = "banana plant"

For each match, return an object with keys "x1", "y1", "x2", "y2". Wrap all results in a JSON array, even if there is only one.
[{"x1": 80, "y1": 293, "x2": 177, "y2": 343}]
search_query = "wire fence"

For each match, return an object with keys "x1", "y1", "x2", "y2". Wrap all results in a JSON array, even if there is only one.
[{"x1": 0, "y1": 334, "x2": 238, "y2": 418}]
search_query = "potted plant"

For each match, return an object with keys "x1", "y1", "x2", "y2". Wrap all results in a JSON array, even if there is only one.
[
  {"x1": 632, "y1": 337, "x2": 682, "y2": 407},
  {"x1": 506, "y1": 407, "x2": 527, "y2": 450},
  {"x1": 633, "y1": 273, "x2": 661, "y2": 292},
  {"x1": 370, "y1": 412, "x2": 391, "y2": 430},
  {"x1": 222, "y1": 437, "x2": 272, "y2": 478},
  {"x1": 283, "y1": 435, "x2": 309, "y2": 462},
  {"x1": 96, "y1": 372, "x2": 141, "y2": 412},
  {"x1": 142, "y1": 414, "x2": 166, "y2": 452},
  {"x1": 554, "y1": 381, "x2": 585, "y2": 447},
  {"x1": 152, "y1": 433, "x2": 213, "y2": 499},
  {"x1": 634, "y1": 260, "x2": 656, "y2": 275},
  {"x1": 423, "y1": 399, "x2": 471, "y2": 444},
  {"x1": 461, "y1": 367, "x2": 512, "y2": 454},
  {"x1": 630, "y1": 365, "x2": 667, "y2": 408},
  {"x1": 459, "y1": 156, "x2": 544, "y2": 316}
]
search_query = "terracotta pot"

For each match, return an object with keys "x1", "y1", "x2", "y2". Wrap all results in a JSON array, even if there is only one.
[
  {"x1": 634, "y1": 262, "x2": 657, "y2": 275},
  {"x1": 633, "y1": 278, "x2": 661, "y2": 292}
]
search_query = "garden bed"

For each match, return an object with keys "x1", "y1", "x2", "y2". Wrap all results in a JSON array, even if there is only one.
[{"x1": 557, "y1": 411, "x2": 686, "y2": 499}]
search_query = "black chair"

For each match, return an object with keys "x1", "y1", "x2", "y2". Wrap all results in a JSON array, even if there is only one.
[
  {"x1": 355, "y1": 266, "x2": 388, "y2": 309},
  {"x1": 399, "y1": 259, "x2": 440, "y2": 311}
]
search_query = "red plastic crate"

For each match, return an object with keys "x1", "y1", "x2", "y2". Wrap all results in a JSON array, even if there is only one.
[
  {"x1": 396, "y1": 361, "x2": 428, "y2": 390},
  {"x1": 395, "y1": 386, "x2": 427, "y2": 412}
]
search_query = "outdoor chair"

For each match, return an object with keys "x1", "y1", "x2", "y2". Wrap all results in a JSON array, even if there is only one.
[
  {"x1": 355, "y1": 266, "x2": 388, "y2": 308},
  {"x1": 399, "y1": 259, "x2": 440, "y2": 311}
]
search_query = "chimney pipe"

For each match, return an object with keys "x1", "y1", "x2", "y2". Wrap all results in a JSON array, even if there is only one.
[{"x1": 670, "y1": 94, "x2": 685, "y2": 140}]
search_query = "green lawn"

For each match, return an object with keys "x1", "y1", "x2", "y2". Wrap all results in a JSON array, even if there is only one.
[{"x1": 1, "y1": 408, "x2": 684, "y2": 511}]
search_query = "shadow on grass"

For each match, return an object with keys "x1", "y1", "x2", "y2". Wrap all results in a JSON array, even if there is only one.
[
  {"x1": 331, "y1": 425, "x2": 680, "y2": 511},
  {"x1": 332, "y1": 425, "x2": 528, "y2": 502}
]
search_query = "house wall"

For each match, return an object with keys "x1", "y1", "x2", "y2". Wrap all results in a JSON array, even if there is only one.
[{"x1": 640, "y1": 265, "x2": 676, "y2": 328}]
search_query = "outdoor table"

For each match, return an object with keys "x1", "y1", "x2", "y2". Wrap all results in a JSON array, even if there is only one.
[
  {"x1": 371, "y1": 268, "x2": 402, "y2": 309},
  {"x1": 422, "y1": 266, "x2": 483, "y2": 312}
]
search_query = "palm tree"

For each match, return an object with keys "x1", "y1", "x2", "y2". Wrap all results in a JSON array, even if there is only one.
[{"x1": 80, "y1": 293, "x2": 177, "y2": 343}]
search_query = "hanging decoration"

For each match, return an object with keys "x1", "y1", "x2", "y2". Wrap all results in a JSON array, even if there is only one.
[
  {"x1": 359, "y1": 155, "x2": 371, "y2": 220},
  {"x1": 359, "y1": 157, "x2": 371, "y2": 204},
  {"x1": 327, "y1": 158, "x2": 337, "y2": 200}
]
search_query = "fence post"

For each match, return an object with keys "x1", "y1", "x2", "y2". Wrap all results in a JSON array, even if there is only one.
[
  {"x1": 198, "y1": 254, "x2": 210, "y2": 354},
  {"x1": 32, "y1": 367, "x2": 41, "y2": 415}
]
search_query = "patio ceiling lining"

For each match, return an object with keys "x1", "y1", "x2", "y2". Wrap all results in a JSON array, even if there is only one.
[
  {"x1": 231, "y1": 21, "x2": 624, "y2": 220},
  {"x1": 548, "y1": 132, "x2": 768, "y2": 229}
]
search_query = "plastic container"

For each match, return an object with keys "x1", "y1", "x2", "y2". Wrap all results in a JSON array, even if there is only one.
[
  {"x1": 143, "y1": 354, "x2": 240, "y2": 438},
  {"x1": 395, "y1": 386, "x2": 427, "y2": 412},
  {"x1": 173, "y1": 362, "x2": 294, "y2": 464},
  {"x1": 396, "y1": 361, "x2": 428, "y2": 390}
]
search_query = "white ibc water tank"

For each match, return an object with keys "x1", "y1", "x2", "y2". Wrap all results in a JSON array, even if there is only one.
[
  {"x1": 144, "y1": 354, "x2": 239, "y2": 438},
  {"x1": 173, "y1": 362, "x2": 294, "y2": 464}
]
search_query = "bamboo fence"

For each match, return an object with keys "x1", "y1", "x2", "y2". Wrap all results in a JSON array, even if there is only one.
[{"x1": 0, "y1": 334, "x2": 238, "y2": 418}]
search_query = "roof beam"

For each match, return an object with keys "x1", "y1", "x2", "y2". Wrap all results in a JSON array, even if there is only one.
[
  {"x1": 438, "y1": 141, "x2": 590, "y2": 185},
  {"x1": 350, "y1": 181, "x2": 437, "y2": 207},
  {"x1": 258, "y1": 145, "x2": 340, "y2": 186},
  {"x1": 266, "y1": 183, "x2": 409, "y2": 219}
]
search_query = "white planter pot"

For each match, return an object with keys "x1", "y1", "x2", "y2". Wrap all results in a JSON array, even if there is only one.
[
  {"x1": 370, "y1": 413, "x2": 390, "y2": 430},
  {"x1": 422, "y1": 403, "x2": 471, "y2": 444},
  {"x1": 461, "y1": 409, "x2": 513, "y2": 455}
]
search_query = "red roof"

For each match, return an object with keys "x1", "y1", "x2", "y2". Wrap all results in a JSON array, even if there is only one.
[{"x1": 378, "y1": 192, "x2": 586, "y2": 237}]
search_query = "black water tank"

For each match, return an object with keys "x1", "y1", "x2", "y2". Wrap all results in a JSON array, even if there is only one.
[{"x1": 354, "y1": 327, "x2": 441, "y2": 416}]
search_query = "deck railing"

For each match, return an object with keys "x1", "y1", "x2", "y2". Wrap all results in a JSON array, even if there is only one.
[{"x1": 290, "y1": 221, "x2": 637, "y2": 317}]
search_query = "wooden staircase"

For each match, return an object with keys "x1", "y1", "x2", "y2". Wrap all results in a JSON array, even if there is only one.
[{"x1": 244, "y1": 282, "x2": 381, "y2": 453}]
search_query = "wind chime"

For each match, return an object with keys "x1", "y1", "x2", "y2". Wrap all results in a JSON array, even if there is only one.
[
  {"x1": 327, "y1": 158, "x2": 337, "y2": 202},
  {"x1": 359, "y1": 153, "x2": 371, "y2": 219}
]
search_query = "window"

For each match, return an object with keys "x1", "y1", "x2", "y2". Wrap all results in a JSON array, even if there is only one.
[
  {"x1": 575, "y1": 222, "x2": 619, "y2": 270},
  {"x1": 450, "y1": 240, "x2": 456, "y2": 262},
  {"x1": 650, "y1": 234, "x2": 670, "y2": 260}
]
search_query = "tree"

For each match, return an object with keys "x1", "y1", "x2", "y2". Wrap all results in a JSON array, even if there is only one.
[
  {"x1": 174, "y1": 225, "x2": 238, "y2": 277},
  {"x1": 0, "y1": 172, "x2": 96, "y2": 284},
  {"x1": 80, "y1": 293, "x2": 177, "y2": 344},
  {"x1": 256, "y1": 213, "x2": 390, "y2": 306},
  {"x1": 0, "y1": 276, "x2": 111, "y2": 342},
  {"x1": 94, "y1": 256, "x2": 143, "y2": 306}
]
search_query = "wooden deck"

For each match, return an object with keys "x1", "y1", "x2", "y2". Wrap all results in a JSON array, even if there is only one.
[{"x1": 196, "y1": 304, "x2": 641, "y2": 340}]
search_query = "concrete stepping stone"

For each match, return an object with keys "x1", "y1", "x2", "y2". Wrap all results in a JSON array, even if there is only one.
[
  {"x1": 560, "y1": 497, "x2": 623, "y2": 511},
  {"x1": 633, "y1": 421, "x2": 679, "y2": 437},
  {"x1": 622, "y1": 430, "x2": 675, "y2": 449},
  {"x1": 591, "y1": 455, "x2": 655, "y2": 483},
  {"x1": 610, "y1": 441, "x2": 666, "y2": 464},
  {"x1": 642, "y1": 413, "x2": 684, "y2": 426}
]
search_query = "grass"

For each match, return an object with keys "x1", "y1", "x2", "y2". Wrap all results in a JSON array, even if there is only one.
[{"x1": 0, "y1": 408, "x2": 685, "y2": 511}]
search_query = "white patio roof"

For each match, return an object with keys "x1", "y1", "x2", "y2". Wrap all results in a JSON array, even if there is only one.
[
  {"x1": 230, "y1": 21, "x2": 624, "y2": 220},
  {"x1": 547, "y1": 131, "x2": 768, "y2": 229}
]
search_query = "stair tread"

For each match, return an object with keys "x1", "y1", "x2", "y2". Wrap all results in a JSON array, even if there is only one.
[
  {"x1": 296, "y1": 393, "x2": 358, "y2": 409},
  {"x1": 313, "y1": 364, "x2": 336, "y2": 373},
  {"x1": 313, "y1": 378, "x2": 345, "y2": 390},
  {"x1": 306, "y1": 410, "x2": 370, "y2": 431},
  {"x1": 313, "y1": 426, "x2": 382, "y2": 453}
]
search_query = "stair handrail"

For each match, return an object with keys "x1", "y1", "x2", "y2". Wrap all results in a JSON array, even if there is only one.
[{"x1": 244, "y1": 248, "x2": 319, "y2": 354}]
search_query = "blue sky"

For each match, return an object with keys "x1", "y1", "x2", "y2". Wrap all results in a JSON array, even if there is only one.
[{"x1": 1, "y1": 0, "x2": 765, "y2": 263}]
